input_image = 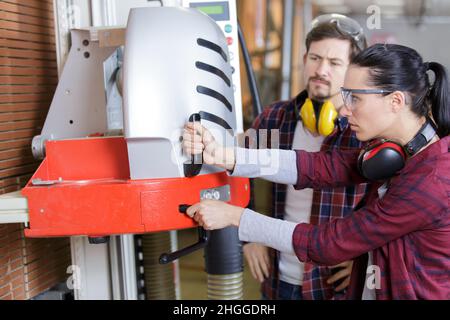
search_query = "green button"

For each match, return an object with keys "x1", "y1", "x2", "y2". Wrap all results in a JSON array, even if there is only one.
[{"x1": 224, "y1": 24, "x2": 232, "y2": 33}]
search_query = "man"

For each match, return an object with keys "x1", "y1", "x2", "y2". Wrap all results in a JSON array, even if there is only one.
[{"x1": 243, "y1": 14, "x2": 369, "y2": 300}]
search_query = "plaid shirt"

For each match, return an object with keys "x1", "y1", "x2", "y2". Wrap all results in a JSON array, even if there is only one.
[
  {"x1": 249, "y1": 90, "x2": 368, "y2": 300},
  {"x1": 293, "y1": 136, "x2": 450, "y2": 299}
]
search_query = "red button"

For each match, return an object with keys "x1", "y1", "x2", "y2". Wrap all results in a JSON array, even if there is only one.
[{"x1": 226, "y1": 37, "x2": 233, "y2": 45}]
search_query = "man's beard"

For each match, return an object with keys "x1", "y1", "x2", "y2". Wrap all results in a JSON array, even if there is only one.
[{"x1": 307, "y1": 76, "x2": 331, "y2": 101}]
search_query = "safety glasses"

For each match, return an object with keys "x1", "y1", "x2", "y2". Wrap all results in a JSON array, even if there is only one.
[
  {"x1": 341, "y1": 87, "x2": 393, "y2": 110},
  {"x1": 311, "y1": 14, "x2": 366, "y2": 51}
]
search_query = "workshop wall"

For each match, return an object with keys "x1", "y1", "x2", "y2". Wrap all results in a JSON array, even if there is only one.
[{"x1": 0, "y1": 0, "x2": 71, "y2": 300}]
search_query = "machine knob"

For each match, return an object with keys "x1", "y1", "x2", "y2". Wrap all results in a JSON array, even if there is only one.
[{"x1": 31, "y1": 135, "x2": 46, "y2": 160}]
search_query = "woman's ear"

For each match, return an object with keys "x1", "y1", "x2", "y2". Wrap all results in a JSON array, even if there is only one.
[{"x1": 391, "y1": 91, "x2": 406, "y2": 113}]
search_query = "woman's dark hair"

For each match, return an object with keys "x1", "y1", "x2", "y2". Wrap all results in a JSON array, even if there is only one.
[{"x1": 351, "y1": 43, "x2": 450, "y2": 137}]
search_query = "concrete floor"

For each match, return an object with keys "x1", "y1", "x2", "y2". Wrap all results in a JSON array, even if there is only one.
[{"x1": 177, "y1": 227, "x2": 261, "y2": 300}]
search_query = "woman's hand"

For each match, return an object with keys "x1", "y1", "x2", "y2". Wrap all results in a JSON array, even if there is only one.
[
  {"x1": 186, "y1": 200, "x2": 244, "y2": 230},
  {"x1": 182, "y1": 122, "x2": 235, "y2": 171}
]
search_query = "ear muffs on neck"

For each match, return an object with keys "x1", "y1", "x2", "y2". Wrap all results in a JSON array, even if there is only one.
[
  {"x1": 358, "y1": 140, "x2": 406, "y2": 181},
  {"x1": 357, "y1": 120, "x2": 437, "y2": 181},
  {"x1": 300, "y1": 98, "x2": 337, "y2": 136}
]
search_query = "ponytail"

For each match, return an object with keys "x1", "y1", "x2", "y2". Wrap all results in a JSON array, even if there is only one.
[{"x1": 428, "y1": 62, "x2": 450, "y2": 137}]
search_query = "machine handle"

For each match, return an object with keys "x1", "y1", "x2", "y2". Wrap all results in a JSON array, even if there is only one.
[
  {"x1": 183, "y1": 113, "x2": 203, "y2": 177},
  {"x1": 159, "y1": 228, "x2": 208, "y2": 264},
  {"x1": 159, "y1": 204, "x2": 209, "y2": 264}
]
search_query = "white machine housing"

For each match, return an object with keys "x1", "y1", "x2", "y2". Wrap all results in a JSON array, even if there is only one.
[
  {"x1": 182, "y1": 0, "x2": 243, "y2": 133},
  {"x1": 123, "y1": 7, "x2": 237, "y2": 179}
]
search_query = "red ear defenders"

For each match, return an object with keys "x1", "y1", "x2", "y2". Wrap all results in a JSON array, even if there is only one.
[
  {"x1": 358, "y1": 120, "x2": 437, "y2": 181},
  {"x1": 358, "y1": 140, "x2": 406, "y2": 181}
]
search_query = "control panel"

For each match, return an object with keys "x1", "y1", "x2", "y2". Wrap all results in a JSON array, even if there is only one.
[{"x1": 200, "y1": 184, "x2": 231, "y2": 201}]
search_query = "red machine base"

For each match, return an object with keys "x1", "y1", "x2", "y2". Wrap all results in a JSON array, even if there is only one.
[{"x1": 21, "y1": 137, "x2": 250, "y2": 238}]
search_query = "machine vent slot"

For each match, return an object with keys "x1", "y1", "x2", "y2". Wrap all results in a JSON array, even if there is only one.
[
  {"x1": 199, "y1": 111, "x2": 233, "y2": 133},
  {"x1": 197, "y1": 38, "x2": 228, "y2": 62},
  {"x1": 197, "y1": 86, "x2": 233, "y2": 112},
  {"x1": 196, "y1": 62, "x2": 231, "y2": 87}
]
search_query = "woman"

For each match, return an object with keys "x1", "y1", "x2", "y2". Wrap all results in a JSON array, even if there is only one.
[{"x1": 182, "y1": 44, "x2": 450, "y2": 299}]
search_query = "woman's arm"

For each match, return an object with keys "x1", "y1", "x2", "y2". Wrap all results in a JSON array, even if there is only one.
[
  {"x1": 188, "y1": 168, "x2": 446, "y2": 267},
  {"x1": 238, "y1": 208, "x2": 297, "y2": 254},
  {"x1": 293, "y1": 149, "x2": 367, "y2": 190},
  {"x1": 187, "y1": 201, "x2": 297, "y2": 254},
  {"x1": 183, "y1": 122, "x2": 367, "y2": 188},
  {"x1": 229, "y1": 147, "x2": 298, "y2": 185},
  {"x1": 229, "y1": 147, "x2": 368, "y2": 188},
  {"x1": 292, "y1": 170, "x2": 447, "y2": 266}
]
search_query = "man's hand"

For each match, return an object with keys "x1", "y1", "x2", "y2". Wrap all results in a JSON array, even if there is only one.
[
  {"x1": 182, "y1": 122, "x2": 235, "y2": 171},
  {"x1": 327, "y1": 260, "x2": 353, "y2": 292},
  {"x1": 243, "y1": 243, "x2": 270, "y2": 283}
]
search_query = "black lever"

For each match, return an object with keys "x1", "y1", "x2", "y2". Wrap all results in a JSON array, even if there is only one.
[
  {"x1": 183, "y1": 113, "x2": 203, "y2": 177},
  {"x1": 159, "y1": 204, "x2": 209, "y2": 264}
]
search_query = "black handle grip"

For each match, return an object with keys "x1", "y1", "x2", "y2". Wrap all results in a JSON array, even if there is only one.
[
  {"x1": 178, "y1": 204, "x2": 190, "y2": 214},
  {"x1": 159, "y1": 204, "x2": 209, "y2": 264},
  {"x1": 190, "y1": 113, "x2": 202, "y2": 167},
  {"x1": 184, "y1": 113, "x2": 202, "y2": 177}
]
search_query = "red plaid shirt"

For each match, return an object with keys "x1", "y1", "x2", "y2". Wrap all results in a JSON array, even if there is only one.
[
  {"x1": 293, "y1": 136, "x2": 450, "y2": 299},
  {"x1": 249, "y1": 91, "x2": 368, "y2": 300}
]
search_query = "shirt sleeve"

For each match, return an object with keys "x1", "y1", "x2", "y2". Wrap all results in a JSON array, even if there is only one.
[
  {"x1": 238, "y1": 208, "x2": 297, "y2": 254},
  {"x1": 229, "y1": 147, "x2": 298, "y2": 185},
  {"x1": 292, "y1": 169, "x2": 447, "y2": 266},
  {"x1": 294, "y1": 149, "x2": 367, "y2": 190}
]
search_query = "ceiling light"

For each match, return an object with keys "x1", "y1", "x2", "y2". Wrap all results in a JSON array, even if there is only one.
[
  {"x1": 320, "y1": 5, "x2": 351, "y2": 14},
  {"x1": 374, "y1": 0, "x2": 404, "y2": 6},
  {"x1": 313, "y1": 0, "x2": 345, "y2": 6}
]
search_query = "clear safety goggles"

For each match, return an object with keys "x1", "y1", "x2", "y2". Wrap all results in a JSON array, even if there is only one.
[
  {"x1": 311, "y1": 14, "x2": 366, "y2": 51},
  {"x1": 341, "y1": 87, "x2": 393, "y2": 110}
]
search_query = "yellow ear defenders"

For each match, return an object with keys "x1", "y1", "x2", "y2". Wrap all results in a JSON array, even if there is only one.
[{"x1": 300, "y1": 98, "x2": 338, "y2": 136}]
